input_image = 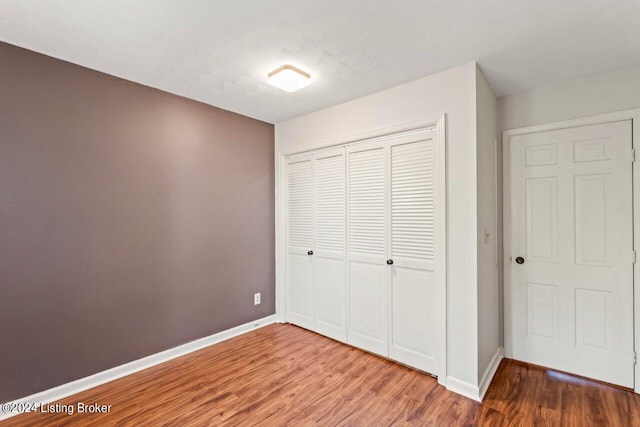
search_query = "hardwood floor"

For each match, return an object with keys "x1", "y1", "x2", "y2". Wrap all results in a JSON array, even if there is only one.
[{"x1": 3, "y1": 323, "x2": 640, "y2": 426}]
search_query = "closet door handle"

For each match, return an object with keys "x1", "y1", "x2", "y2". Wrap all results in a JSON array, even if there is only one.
[
  {"x1": 386, "y1": 259, "x2": 394, "y2": 265},
  {"x1": 307, "y1": 250, "x2": 314, "y2": 256}
]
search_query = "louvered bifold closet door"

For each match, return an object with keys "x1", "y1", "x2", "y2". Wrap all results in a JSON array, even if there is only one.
[
  {"x1": 388, "y1": 129, "x2": 439, "y2": 374},
  {"x1": 346, "y1": 140, "x2": 389, "y2": 356},
  {"x1": 314, "y1": 148, "x2": 347, "y2": 342},
  {"x1": 286, "y1": 155, "x2": 315, "y2": 330}
]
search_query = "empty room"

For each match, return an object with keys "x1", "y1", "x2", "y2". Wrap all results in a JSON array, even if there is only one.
[{"x1": 1, "y1": 1, "x2": 640, "y2": 425}]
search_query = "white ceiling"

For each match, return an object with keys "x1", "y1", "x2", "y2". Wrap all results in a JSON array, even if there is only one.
[{"x1": 1, "y1": 1, "x2": 639, "y2": 123}]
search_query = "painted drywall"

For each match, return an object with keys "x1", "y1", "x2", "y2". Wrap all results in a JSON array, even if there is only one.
[
  {"x1": 496, "y1": 62, "x2": 640, "y2": 346},
  {"x1": 498, "y1": 62, "x2": 640, "y2": 132},
  {"x1": 475, "y1": 66, "x2": 499, "y2": 380},
  {"x1": 0, "y1": 42, "x2": 275, "y2": 402},
  {"x1": 276, "y1": 63, "x2": 480, "y2": 387}
]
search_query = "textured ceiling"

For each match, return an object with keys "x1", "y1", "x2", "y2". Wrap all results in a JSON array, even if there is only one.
[{"x1": 1, "y1": 0, "x2": 639, "y2": 123}]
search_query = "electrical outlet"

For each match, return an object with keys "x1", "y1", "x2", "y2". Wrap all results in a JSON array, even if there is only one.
[{"x1": 254, "y1": 293, "x2": 261, "y2": 305}]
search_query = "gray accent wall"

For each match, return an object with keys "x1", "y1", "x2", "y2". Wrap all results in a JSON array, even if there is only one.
[{"x1": 0, "y1": 42, "x2": 275, "y2": 402}]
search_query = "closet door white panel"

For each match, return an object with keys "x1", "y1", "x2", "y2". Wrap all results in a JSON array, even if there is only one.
[
  {"x1": 389, "y1": 132, "x2": 439, "y2": 374},
  {"x1": 347, "y1": 142, "x2": 388, "y2": 356},
  {"x1": 314, "y1": 149, "x2": 347, "y2": 342},
  {"x1": 286, "y1": 157, "x2": 314, "y2": 330}
]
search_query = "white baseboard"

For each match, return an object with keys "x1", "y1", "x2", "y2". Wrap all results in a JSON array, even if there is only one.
[
  {"x1": 636, "y1": 360, "x2": 640, "y2": 395},
  {"x1": 0, "y1": 314, "x2": 277, "y2": 421},
  {"x1": 479, "y1": 347, "x2": 504, "y2": 400},
  {"x1": 446, "y1": 347, "x2": 504, "y2": 402},
  {"x1": 445, "y1": 376, "x2": 482, "y2": 401}
]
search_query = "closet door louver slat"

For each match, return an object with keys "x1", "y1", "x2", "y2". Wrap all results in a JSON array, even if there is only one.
[
  {"x1": 391, "y1": 141, "x2": 434, "y2": 262},
  {"x1": 348, "y1": 148, "x2": 385, "y2": 256},
  {"x1": 316, "y1": 155, "x2": 345, "y2": 253},
  {"x1": 287, "y1": 160, "x2": 313, "y2": 249}
]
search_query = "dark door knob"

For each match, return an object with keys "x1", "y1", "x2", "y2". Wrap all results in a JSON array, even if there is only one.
[
  {"x1": 515, "y1": 257, "x2": 525, "y2": 264},
  {"x1": 386, "y1": 259, "x2": 394, "y2": 265},
  {"x1": 307, "y1": 250, "x2": 314, "y2": 255}
]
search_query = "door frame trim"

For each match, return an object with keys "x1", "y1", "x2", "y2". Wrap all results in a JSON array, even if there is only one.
[
  {"x1": 276, "y1": 114, "x2": 448, "y2": 384},
  {"x1": 502, "y1": 108, "x2": 640, "y2": 393}
]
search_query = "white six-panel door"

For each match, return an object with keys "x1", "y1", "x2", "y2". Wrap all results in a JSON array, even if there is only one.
[{"x1": 508, "y1": 120, "x2": 634, "y2": 388}]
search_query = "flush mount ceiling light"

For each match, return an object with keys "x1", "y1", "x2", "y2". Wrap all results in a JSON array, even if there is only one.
[{"x1": 267, "y1": 64, "x2": 311, "y2": 92}]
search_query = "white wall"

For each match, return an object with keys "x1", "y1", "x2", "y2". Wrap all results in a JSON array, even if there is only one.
[
  {"x1": 475, "y1": 66, "x2": 499, "y2": 382},
  {"x1": 276, "y1": 63, "x2": 481, "y2": 388},
  {"x1": 496, "y1": 62, "x2": 640, "y2": 346},
  {"x1": 499, "y1": 62, "x2": 640, "y2": 131}
]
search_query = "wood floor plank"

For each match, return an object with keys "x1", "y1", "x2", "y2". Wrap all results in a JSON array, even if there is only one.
[{"x1": 3, "y1": 323, "x2": 640, "y2": 426}]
